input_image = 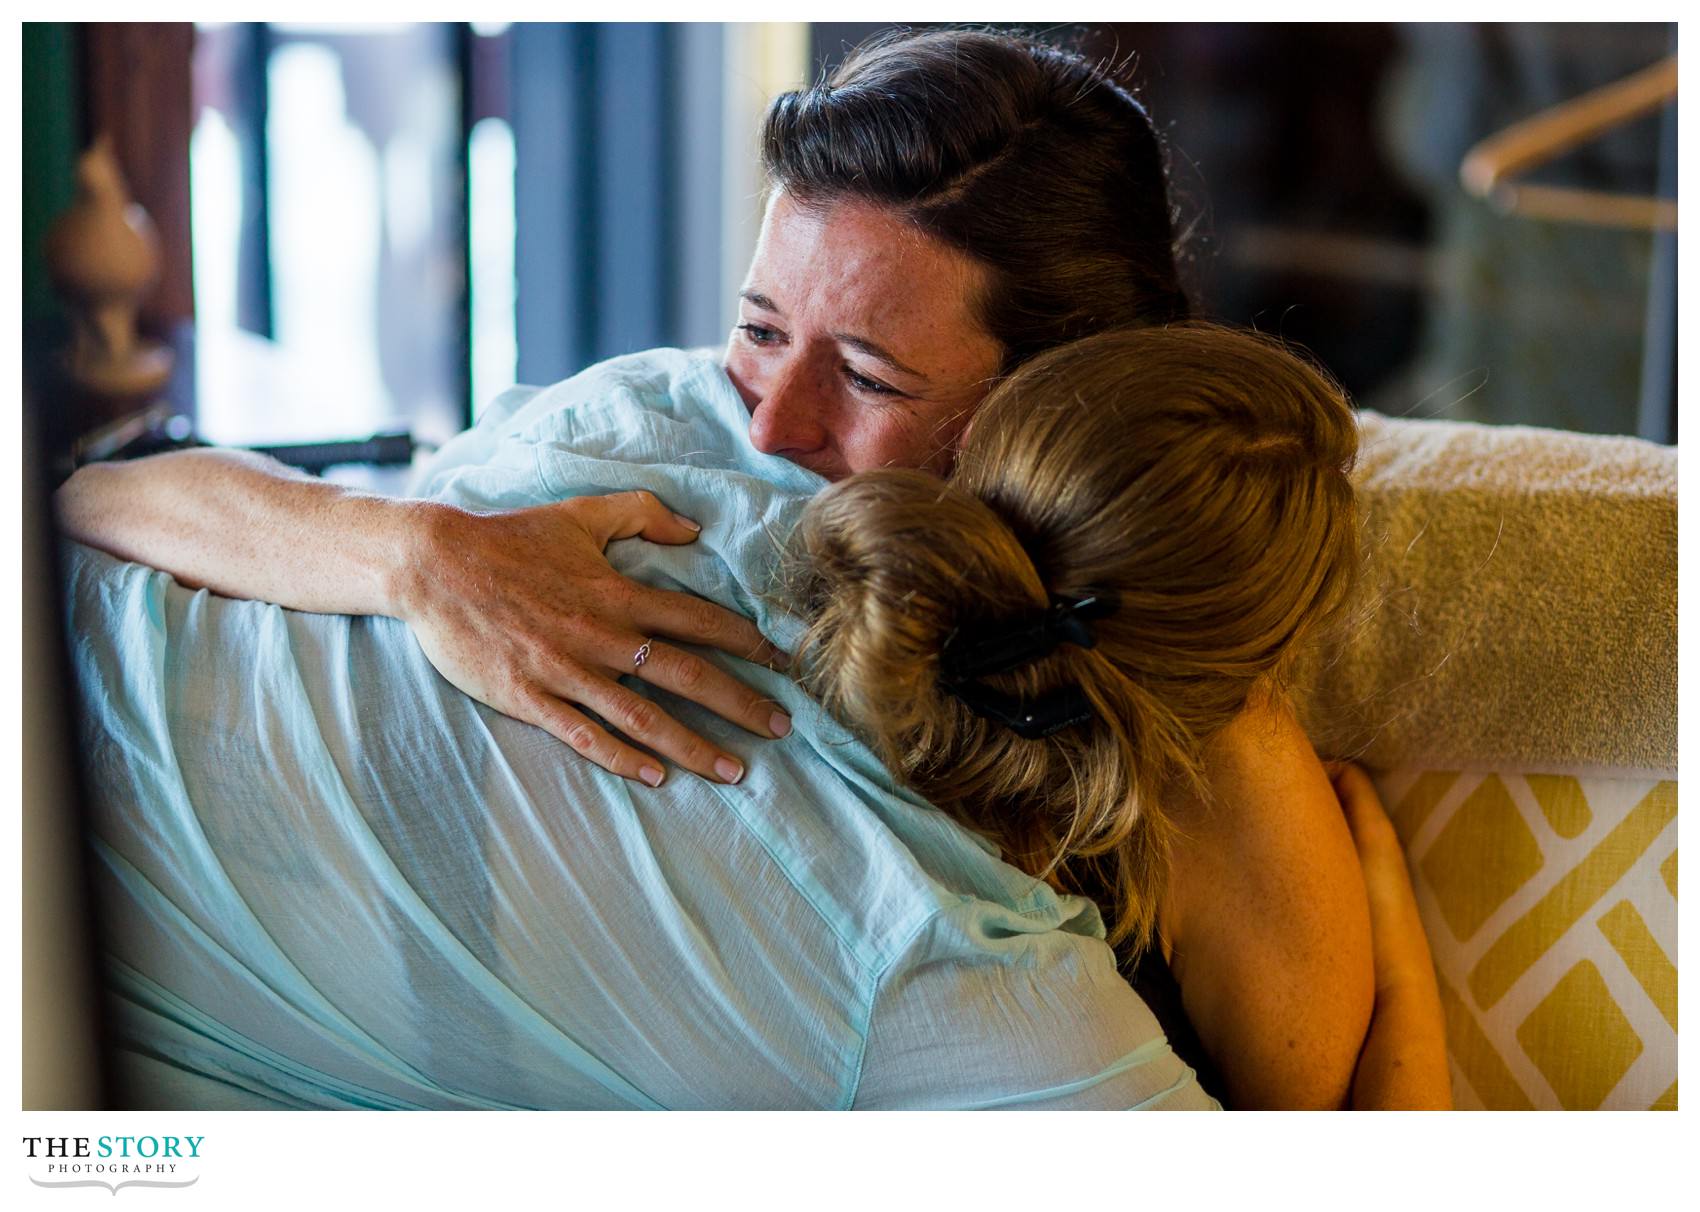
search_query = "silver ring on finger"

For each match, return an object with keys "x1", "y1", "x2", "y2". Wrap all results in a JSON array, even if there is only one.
[{"x1": 632, "y1": 639, "x2": 653, "y2": 669}]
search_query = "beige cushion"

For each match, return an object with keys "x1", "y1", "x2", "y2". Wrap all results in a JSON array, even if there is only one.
[{"x1": 1296, "y1": 411, "x2": 1675, "y2": 773}]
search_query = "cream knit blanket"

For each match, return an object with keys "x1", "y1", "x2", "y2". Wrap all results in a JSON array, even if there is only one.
[{"x1": 1292, "y1": 411, "x2": 1676, "y2": 773}]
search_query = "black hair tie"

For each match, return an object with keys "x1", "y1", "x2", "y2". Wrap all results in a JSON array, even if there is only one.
[{"x1": 938, "y1": 593, "x2": 1119, "y2": 739}]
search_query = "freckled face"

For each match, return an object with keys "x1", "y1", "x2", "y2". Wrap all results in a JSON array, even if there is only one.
[{"x1": 722, "y1": 192, "x2": 1005, "y2": 481}]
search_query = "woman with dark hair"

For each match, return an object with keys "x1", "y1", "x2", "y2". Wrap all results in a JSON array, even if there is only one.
[
  {"x1": 760, "y1": 28, "x2": 1191, "y2": 367},
  {"x1": 62, "y1": 28, "x2": 1196, "y2": 784},
  {"x1": 58, "y1": 28, "x2": 1447, "y2": 1108}
]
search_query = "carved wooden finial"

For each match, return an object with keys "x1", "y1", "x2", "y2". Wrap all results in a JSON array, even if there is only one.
[{"x1": 45, "y1": 137, "x2": 174, "y2": 400}]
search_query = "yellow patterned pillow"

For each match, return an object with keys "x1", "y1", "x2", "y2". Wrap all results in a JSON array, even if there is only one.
[{"x1": 1375, "y1": 769, "x2": 1676, "y2": 1110}]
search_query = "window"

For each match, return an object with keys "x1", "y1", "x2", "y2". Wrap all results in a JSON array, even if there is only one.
[
  {"x1": 190, "y1": 22, "x2": 480, "y2": 453},
  {"x1": 188, "y1": 22, "x2": 780, "y2": 464}
]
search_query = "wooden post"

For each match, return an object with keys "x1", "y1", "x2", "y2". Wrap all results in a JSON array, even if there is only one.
[{"x1": 77, "y1": 22, "x2": 196, "y2": 336}]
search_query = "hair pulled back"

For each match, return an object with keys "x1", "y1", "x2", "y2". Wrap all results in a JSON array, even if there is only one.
[
  {"x1": 761, "y1": 27, "x2": 1189, "y2": 371},
  {"x1": 786, "y1": 325, "x2": 1360, "y2": 953}
]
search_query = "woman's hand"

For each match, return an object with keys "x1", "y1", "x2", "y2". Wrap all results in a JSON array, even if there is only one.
[
  {"x1": 57, "y1": 449, "x2": 792, "y2": 788},
  {"x1": 394, "y1": 491, "x2": 792, "y2": 788},
  {"x1": 1329, "y1": 762, "x2": 1453, "y2": 1110}
]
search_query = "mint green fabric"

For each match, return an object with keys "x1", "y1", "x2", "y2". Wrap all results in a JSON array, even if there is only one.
[{"x1": 67, "y1": 348, "x2": 1214, "y2": 1110}]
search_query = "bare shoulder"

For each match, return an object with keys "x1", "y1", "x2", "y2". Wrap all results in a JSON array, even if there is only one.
[
  {"x1": 1167, "y1": 690, "x2": 1352, "y2": 896},
  {"x1": 1160, "y1": 688, "x2": 1375, "y2": 1109}
]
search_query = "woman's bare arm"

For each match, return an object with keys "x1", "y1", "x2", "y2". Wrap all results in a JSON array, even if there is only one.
[
  {"x1": 55, "y1": 448, "x2": 791, "y2": 786},
  {"x1": 1157, "y1": 690, "x2": 1376, "y2": 1109},
  {"x1": 1331, "y1": 762, "x2": 1452, "y2": 1110},
  {"x1": 57, "y1": 449, "x2": 427, "y2": 613}
]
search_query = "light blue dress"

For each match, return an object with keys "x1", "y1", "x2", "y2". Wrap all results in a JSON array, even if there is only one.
[{"x1": 64, "y1": 348, "x2": 1216, "y2": 1110}]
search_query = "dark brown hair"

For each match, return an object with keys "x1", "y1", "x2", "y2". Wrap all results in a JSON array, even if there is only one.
[
  {"x1": 760, "y1": 27, "x2": 1190, "y2": 372},
  {"x1": 787, "y1": 324, "x2": 1359, "y2": 952}
]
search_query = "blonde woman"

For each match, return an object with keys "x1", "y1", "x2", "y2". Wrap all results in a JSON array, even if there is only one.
[
  {"x1": 788, "y1": 324, "x2": 1446, "y2": 1108},
  {"x1": 62, "y1": 324, "x2": 1445, "y2": 1109}
]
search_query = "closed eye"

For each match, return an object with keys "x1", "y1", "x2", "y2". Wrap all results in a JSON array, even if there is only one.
[{"x1": 845, "y1": 366, "x2": 903, "y2": 396}]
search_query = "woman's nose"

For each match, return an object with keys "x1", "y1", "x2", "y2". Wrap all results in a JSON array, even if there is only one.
[{"x1": 746, "y1": 362, "x2": 829, "y2": 459}]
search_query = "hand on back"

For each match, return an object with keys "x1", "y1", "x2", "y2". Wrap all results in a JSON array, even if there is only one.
[{"x1": 395, "y1": 491, "x2": 790, "y2": 788}]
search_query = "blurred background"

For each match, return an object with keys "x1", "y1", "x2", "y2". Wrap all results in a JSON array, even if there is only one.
[{"x1": 21, "y1": 20, "x2": 1677, "y2": 474}]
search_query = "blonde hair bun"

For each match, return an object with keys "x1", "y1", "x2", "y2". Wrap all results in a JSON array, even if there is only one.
[{"x1": 788, "y1": 323, "x2": 1359, "y2": 952}]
